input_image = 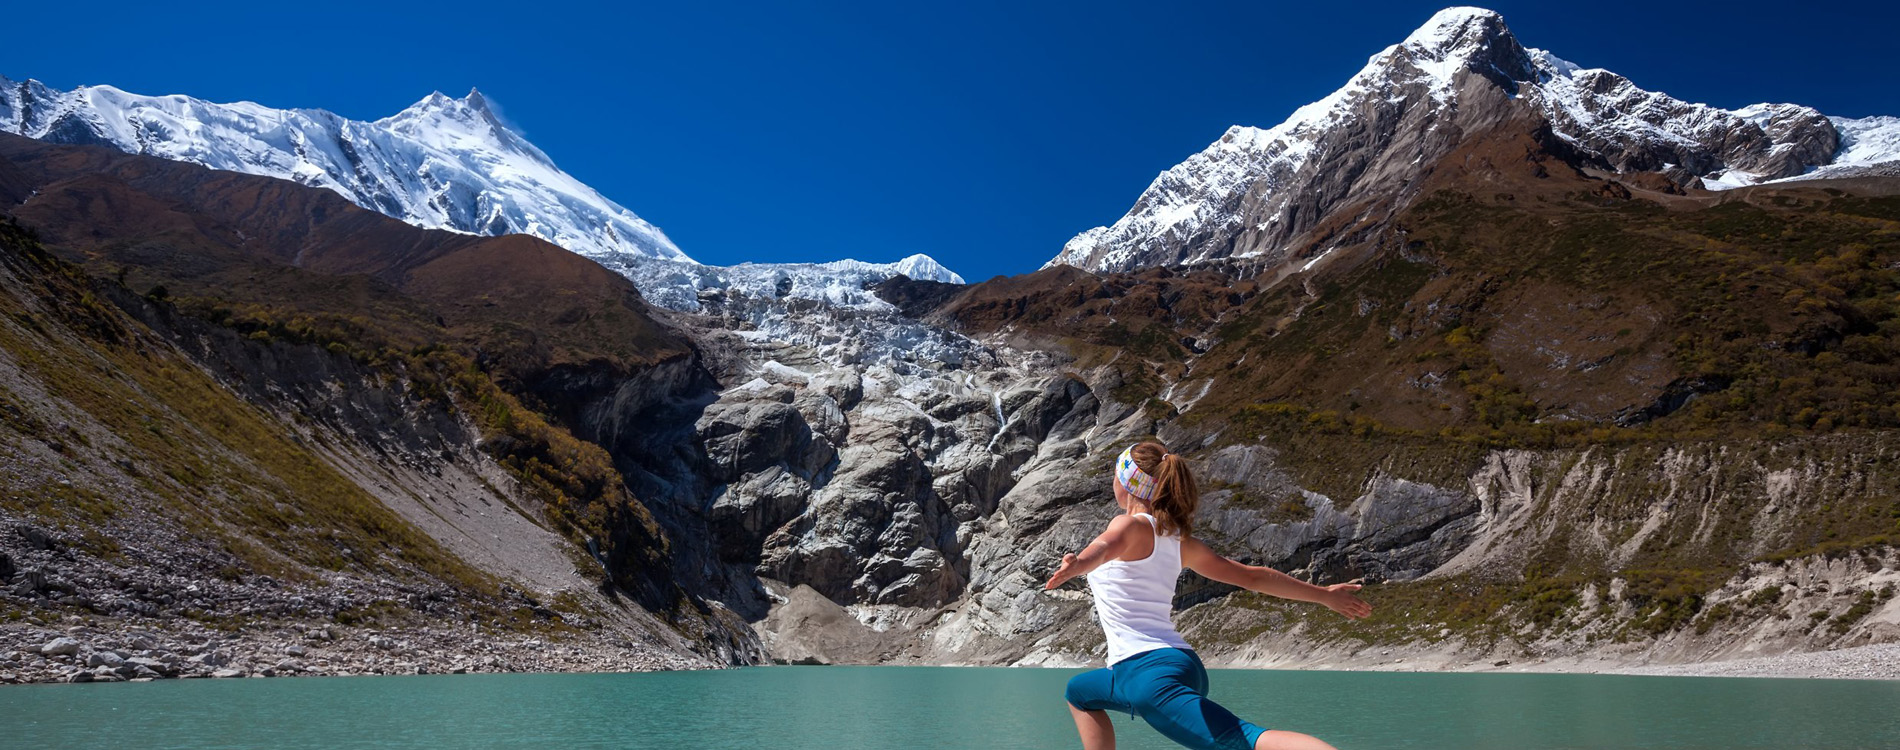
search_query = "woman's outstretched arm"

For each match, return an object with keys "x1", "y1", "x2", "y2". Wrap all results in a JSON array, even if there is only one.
[
  {"x1": 1043, "y1": 515, "x2": 1142, "y2": 590},
  {"x1": 1180, "y1": 537, "x2": 1372, "y2": 619}
]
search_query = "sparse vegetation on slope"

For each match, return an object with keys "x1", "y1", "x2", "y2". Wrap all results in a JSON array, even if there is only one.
[{"x1": 0, "y1": 219, "x2": 491, "y2": 591}]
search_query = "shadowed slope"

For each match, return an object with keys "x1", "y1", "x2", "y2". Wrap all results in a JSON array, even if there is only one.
[
  {"x1": 0, "y1": 133, "x2": 728, "y2": 632},
  {"x1": 0, "y1": 132, "x2": 689, "y2": 380}
]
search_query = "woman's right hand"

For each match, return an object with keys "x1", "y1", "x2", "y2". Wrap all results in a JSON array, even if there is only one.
[
  {"x1": 1321, "y1": 582, "x2": 1372, "y2": 620},
  {"x1": 1044, "y1": 553, "x2": 1081, "y2": 590}
]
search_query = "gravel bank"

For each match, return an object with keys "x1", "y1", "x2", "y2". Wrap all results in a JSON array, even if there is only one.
[
  {"x1": 0, "y1": 617, "x2": 714, "y2": 685},
  {"x1": 1606, "y1": 643, "x2": 1900, "y2": 680}
]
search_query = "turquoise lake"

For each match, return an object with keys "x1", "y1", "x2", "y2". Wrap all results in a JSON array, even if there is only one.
[{"x1": 3, "y1": 666, "x2": 1898, "y2": 749}]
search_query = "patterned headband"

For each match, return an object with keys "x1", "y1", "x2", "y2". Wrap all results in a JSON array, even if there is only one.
[{"x1": 1116, "y1": 446, "x2": 1159, "y2": 501}]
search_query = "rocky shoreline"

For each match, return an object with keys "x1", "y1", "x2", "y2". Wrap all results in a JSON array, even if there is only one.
[
  {"x1": 9, "y1": 621, "x2": 1897, "y2": 686},
  {"x1": 1220, "y1": 644, "x2": 1900, "y2": 682},
  {"x1": 1598, "y1": 642, "x2": 1900, "y2": 681},
  {"x1": 0, "y1": 616, "x2": 714, "y2": 685}
]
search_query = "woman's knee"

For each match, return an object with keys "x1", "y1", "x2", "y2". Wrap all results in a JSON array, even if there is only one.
[
  {"x1": 1063, "y1": 674, "x2": 1086, "y2": 706},
  {"x1": 1065, "y1": 669, "x2": 1114, "y2": 709}
]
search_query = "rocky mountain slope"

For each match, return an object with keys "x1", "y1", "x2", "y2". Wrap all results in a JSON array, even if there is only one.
[
  {"x1": 0, "y1": 135, "x2": 765, "y2": 683},
  {"x1": 1046, "y1": 7, "x2": 1900, "y2": 275}
]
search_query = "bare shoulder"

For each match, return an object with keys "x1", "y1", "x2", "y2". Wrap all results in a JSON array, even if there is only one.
[
  {"x1": 1091, "y1": 514, "x2": 1150, "y2": 556},
  {"x1": 1098, "y1": 513, "x2": 1146, "y2": 540}
]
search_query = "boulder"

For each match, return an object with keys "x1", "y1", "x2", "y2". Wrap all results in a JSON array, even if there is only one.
[
  {"x1": 810, "y1": 369, "x2": 864, "y2": 409},
  {"x1": 17, "y1": 525, "x2": 56, "y2": 551},
  {"x1": 11, "y1": 570, "x2": 45, "y2": 597},
  {"x1": 39, "y1": 637, "x2": 81, "y2": 657},
  {"x1": 124, "y1": 657, "x2": 171, "y2": 676}
]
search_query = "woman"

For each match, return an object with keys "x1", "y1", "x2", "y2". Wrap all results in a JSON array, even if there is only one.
[{"x1": 1044, "y1": 442, "x2": 1372, "y2": 750}]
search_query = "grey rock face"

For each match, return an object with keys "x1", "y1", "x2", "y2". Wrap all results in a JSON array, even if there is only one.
[
  {"x1": 697, "y1": 387, "x2": 840, "y2": 562},
  {"x1": 1191, "y1": 446, "x2": 1479, "y2": 584},
  {"x1": 698, "y1": 393, "x2": 834, "y2": 482},
  {"x1": 760, "y1": 437, "x2": 963, "y2": 607},
  {"x1": 621, "y1": 260, "x2": 1083, "y2": 617}
]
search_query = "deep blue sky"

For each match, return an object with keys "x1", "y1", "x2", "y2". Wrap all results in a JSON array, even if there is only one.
[{"x1": 7, "y1": 2, "x2": 1897, "y2": 281}]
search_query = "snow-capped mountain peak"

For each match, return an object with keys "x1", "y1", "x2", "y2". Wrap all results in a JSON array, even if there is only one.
[
  {"x1": 1045, "y1": 7, "x2": 1900, "y2": 275},
  {"x1": 0, "y1": 75, "x2": 690, "y2": 263},
  {"x1": 880, "y1": 253, "x2": 967, "y2": 284},
  {"x1": 1399, "y1": 6, "x2": 1512, "y2": 68},
  {"x1": 1407, "y1": 6, "x2": 1501, "y2": 40},
  {"x1": 375, "y1": 88, "x2": 567, "y2": 178},
  {"x1": 0, "y1": 76, "x2": 988, "y2": 316}
]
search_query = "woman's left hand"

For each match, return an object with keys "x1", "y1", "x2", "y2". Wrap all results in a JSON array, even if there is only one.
[
  {"x1": 1321, "y1": 582, "x2": 1373, "y2": 619},
  {"x1": 1044, "y1": 553, "x2": 1081, "y2": 590}
]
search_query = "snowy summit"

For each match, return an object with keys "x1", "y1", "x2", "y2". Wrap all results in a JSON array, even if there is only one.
[
  {"x1": 1046, "y1": 6, "x2": 1900, "y2": 274},
  {"x1": 0, "y1": 77, "x2": 689, "y2": 263},
  {"x1": 0, "y1": 76, "x2": 972, "y2": 305}
]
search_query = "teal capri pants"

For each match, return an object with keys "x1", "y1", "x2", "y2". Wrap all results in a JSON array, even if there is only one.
[{"x1": 1064, "y1": 647, "x2": 1269, "y2": 750}]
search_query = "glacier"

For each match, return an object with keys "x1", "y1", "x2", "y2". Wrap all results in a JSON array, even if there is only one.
[{"x1": 605, "y1": 252, "x2": 966, "y2": 313}]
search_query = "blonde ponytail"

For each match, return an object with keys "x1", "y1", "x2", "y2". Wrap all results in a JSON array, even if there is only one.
[{"x1": 1129, "y1": 441, "x2": 1198, "y2": 537}]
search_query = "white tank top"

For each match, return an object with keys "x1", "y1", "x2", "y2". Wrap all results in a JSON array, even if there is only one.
[{"x1": 1085, "y1": 512, "x2": 1193, "y2": 664}]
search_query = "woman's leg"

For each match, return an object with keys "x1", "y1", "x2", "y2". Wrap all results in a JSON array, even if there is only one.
[
  {"x1": 1252, "y1": 731, "x2": 1337, "y2": 750},
  {"x1": 1065, "y1": 668, "x2": 1125, "y2": 750},
  {"x1": 1137, "y1": 685, "x2": 1270, "y2": 750},
  {"x1": 1125, "y1": 649, "x2": 1335, "y2": 750},
  {"x1": 1069, "y1": 704, "x2": 1117, "y2": 750}
]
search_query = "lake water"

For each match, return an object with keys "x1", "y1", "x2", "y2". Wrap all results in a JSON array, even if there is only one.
[{"x1": 2, "y1": 666, "x2": 1897, "y2": 749}]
